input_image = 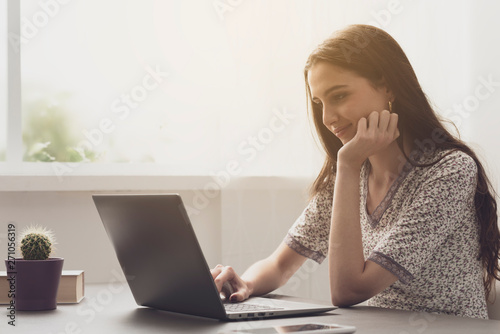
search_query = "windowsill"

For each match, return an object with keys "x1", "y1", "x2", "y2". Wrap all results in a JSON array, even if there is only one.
[
  {"x1": 0, "y1": 174, "x2": 313, "y2": 191},
  {"x1": 0, "y1": 163, "x2": 314, "y2": 191}
]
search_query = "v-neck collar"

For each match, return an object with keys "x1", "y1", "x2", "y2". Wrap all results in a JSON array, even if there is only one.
[{"x1": 362, "y1": 159, "x2": 414, "y2": 228}]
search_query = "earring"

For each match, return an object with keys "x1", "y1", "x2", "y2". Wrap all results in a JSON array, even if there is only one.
[{"x1": 388, "y1": 101, "x2": 393, "y2": 112}]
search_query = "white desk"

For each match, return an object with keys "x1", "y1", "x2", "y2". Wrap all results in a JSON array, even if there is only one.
[{"x1": 2, "y1": 283, "x2": 499, "y2": 333}]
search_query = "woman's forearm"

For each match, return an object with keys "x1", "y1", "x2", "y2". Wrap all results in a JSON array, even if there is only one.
[
  {"x1": 329, "y1": 162, "x2": 365, "y2": 304},
  {"x1": 241, "y1": 243, "x2": 306, "y2": 297},
  {"x1": 240, "y1": 257, "x2": 285, "y2": 296}
]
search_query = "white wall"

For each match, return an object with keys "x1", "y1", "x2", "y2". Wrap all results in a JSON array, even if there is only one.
[
  {"x1": 0, "y1": 177, "x2": 332, "y2": 301},
  {"x1": 468, "y1": 1, "x2": 500, "y2": 192},
  {"x1": 0, "y1": 189, "x2": 222, "y2": 285}
]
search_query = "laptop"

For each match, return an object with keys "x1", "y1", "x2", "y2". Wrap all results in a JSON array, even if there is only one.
[{"x1": 92, "y1": 194, "x2": 336, "y2": 320}]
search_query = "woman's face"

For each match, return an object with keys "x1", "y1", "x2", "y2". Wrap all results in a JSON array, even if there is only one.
[{"x1": 307, "y1": 62, "x2": 391, "y2": 144}]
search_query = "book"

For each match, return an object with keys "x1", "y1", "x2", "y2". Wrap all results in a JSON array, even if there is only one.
[{"x1": 0, "y1": 270, "x2": 85, "y2": 304}]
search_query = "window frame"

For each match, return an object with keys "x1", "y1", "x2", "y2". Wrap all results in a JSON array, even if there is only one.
[{"x1": 5, "y1": 0, "x2": 22, "y2": 164}]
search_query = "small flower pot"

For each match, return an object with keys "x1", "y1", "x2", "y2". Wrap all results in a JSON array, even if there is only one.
[{"x1": 5, "y1": 257, "x2": 64, "y2": 311}]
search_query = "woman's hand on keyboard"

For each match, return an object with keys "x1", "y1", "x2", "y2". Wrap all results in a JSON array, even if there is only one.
[{"x1": 211, "y1": 264, "x2": 251, "y2": 302}]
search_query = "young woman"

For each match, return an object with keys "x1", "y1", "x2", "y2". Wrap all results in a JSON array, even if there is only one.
[{"x1": 211, "y1": 24, "x2": 500, "y2": 319}]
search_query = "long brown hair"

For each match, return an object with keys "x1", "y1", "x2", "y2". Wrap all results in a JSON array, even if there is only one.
[{"x1": 304, "y1": 24, "x2": 500, "y2": 300}]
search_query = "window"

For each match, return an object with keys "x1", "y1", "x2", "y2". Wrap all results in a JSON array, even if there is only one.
[
  {"x1": 0, "y1": 1, "x2": 6, "y2": 161},
  {"x1": 12, "y1": 0, "x2": 328, "y2": 177},
  {"x1": 2, "y1": 0, "x2": 478, "y2": 181}
]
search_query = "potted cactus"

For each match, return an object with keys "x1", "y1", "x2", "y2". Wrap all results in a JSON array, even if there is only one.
[{"x1": 5, "y1": 225, "x2": 64, "y2": 311}]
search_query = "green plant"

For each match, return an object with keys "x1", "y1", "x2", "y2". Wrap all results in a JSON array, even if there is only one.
[
  {"x1": 22, "y1": 91, "x2": 97, "y2": 162},
  {"x1": 19, "y1": 226, "x2": 56, "y2": 260}
]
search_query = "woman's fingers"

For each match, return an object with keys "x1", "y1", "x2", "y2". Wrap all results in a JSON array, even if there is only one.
[
  {"x1": 367, "y1": 111, "x2": 380, "y2": 132},
  {"x1": 229, "y1": 291, "x2": 245, "y2": 302},
  {"x1": 211, "y1": 264, "x2": 251, "y2": 302},
  {"x1": 357, "y1": 116, "x2": 368, "y2": 133},
  {"x1": 213, "y1": 265, "x2": 236, "y2": 292},
  {"x1": 210, "y1": 264, "x2": 224, "y2": 280},
  {"x1": 387, "y1": 113, "x2": 399, "y2": 138},
  {"x1": 377, "y1": 110, "x2": 391, "y2": 132},
  {"x1": 221, "y1": 281, "x2": 235, "y2": 300},
  {"x1": 228, "y1": 278, "x2": 252, "y2": 302},
  {"x1": 365, "y1": 110, "x2": 398, "y2": 139},
  {"x1": 340, "y1": 109, "x2": 399, "y2": 166}
]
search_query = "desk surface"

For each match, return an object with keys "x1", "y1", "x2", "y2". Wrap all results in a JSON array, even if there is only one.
[{"x1": 2, "y1": 283, "x2": 499, "y2": 333}]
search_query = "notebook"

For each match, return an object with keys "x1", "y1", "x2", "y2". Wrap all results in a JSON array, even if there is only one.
[{"x1": 92, "y1": 193, "x2": 336, "y2": 320}]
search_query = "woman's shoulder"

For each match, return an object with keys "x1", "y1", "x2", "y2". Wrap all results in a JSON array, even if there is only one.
[{"x1": 418, "y1": 148, "x2": 477, "y2": 179}]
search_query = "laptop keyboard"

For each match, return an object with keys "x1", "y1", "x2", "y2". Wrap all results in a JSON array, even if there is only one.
[{"x1": 224, "y1": 303, "x2": 284, "y2": 312}]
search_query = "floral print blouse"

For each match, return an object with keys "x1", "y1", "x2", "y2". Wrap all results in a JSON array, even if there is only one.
[{"x1": 284, "y1": 150, "x2": 488, "y2": 319}]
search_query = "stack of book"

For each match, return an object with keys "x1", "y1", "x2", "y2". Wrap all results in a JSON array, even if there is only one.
[{"x1": 0, "y1": 270, "x2": 84, "y2": 304}]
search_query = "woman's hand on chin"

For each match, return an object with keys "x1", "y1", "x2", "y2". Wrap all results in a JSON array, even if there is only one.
[{"x1": 338, "y1": 110, "x2": 399, "y2": 168}]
